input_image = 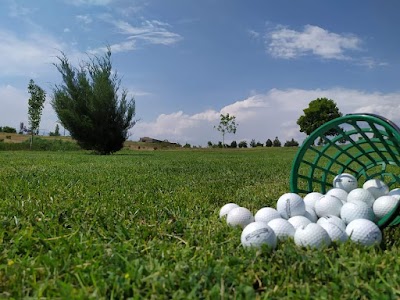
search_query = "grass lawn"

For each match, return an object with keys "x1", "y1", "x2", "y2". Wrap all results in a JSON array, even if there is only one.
[{"x1": 0, "y1": 148, "x2": 399, "y2": 299}]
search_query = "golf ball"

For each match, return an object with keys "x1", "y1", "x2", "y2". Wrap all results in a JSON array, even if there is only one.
[
  {"x1": 314, "y1": 194, "x2": 343, "y2": 218},
  {"x1": 303, "y1": 192, "x2": 323, "y2": 209},
  {"x1": 294, "y1": 223, "x2": 331, "y2": 249},
  {"x1": 346, "y1": 219, "x2": 382, "y2": 246},
  {"x1": 333, "y1": 173, "x2": 358, "y2": 193},
  {"x1": 363, "y1": 179, "x2": 389, "y2": 199},
  {"x1": 319, "y1": 221, "x2": 348, "y2": 243},
  {"x1": 254, "y1": 207, "x2": 281, "y2": 223},
  {"x1": 340, "y1": 201, "x2": 375, "y2": 224},
  {"x1": 373, "y1": 195, "x2": 399, "y2": 220},
  {"x1": 388, "y1": 188, "x2": 400, "y2": 200},
  {"x1": 288, "y1": 215, "x2": 312, "y2": 230},
  {"x1": 326, "y1": 188, "x2": 348, "y2": 203},
  {"x1": 226, "y1": 207, "x2": 254, "y2": 228},
  {"x1": 267, "y1": 218, "x2": 295, "y2": 240},
  {"x1": 219, "y1": 203, "x2": 240, "y2": 218},
  {"x1": 347, "y1": 188, "x2": 375, "y2": 207},
  {"x1": 304, "y1": 205, "x2": 318, "y2": 223},
  {"x1": 276, "y1": 193, "x2": 305, "y2": 219},
  {"x1": 317, "y1": 215, "x2": 346, "y2": 231},
  {"x1": 241, "y1": 222, "x2": 277, "y2": 249}
]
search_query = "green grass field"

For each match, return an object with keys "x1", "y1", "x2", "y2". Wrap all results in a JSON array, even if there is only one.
[{"x1": 0, "y1": 149, "x2": 399, "y2": 299}]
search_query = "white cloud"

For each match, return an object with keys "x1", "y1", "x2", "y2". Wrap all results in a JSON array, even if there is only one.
[
  {"x1": 76, "y1": 14, "x2": 93, "y2": 24},
  {"x1": 89, "y1": 40, "x2": 136, "y2": 54},
  {"x1": 267, "y1": 25, "x2": 361, "y2": 60},
  {"x1": 130, "y1": 88, "x2": 400, "y2": 146},
  {"x1": 110, "y1": 19, "x2": 182, "y2": 46}
]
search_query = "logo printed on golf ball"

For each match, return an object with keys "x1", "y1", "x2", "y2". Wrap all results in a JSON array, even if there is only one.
[
  {"x1": 285, "y1": 199, "x2": 292, "y2": 217},
  {"x1": 244, "y1": 228, "x2": 272, "y2": 241}
]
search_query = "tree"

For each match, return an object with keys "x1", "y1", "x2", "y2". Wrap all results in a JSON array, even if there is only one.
[
  {"x1": 273, "y1": 136, "x2": 281, "y2": 147},
  {"x1": 0, "y1": 126, "x2": 17, "y2": 133},
  {"x1": 250, "y1": 139, "x2": 256, "y2": 148},
  {"x1": 297, "y1": 98, "x2": 342, "y2": 139},
  {"x1": 51, "y1": 48, "x2": 136, "y2": 154},
  {"x1": 28, "y1": 79, "x2": 46, "y2": 149},
  {"x1": 265, "y1": 139, "x2": 273, "y2": 147},
  {"x1": 284, "y1": 138, "x2": 299, "y2": 147},
  {"x1": 214, "y1": 113, "x2": 238, "y2": 147},
  {"x1": 238, "y1": 141, "x2": 247, "y2": 148},
  {"x1": 207, "y1": 141, "x2": 213, "y2": 148},
  {"x1": 49, "y1": 124, "x2": 61, "y2": 136},
  {"x1": 230, "y1": 140, "x2": 237, "y2": 148}
]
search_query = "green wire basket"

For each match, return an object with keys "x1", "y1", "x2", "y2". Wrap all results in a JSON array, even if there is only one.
[{"x1": 290, "y1": 113, "x2": 400, "y2": 230}]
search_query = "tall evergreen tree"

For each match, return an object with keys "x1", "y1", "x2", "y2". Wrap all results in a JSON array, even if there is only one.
[{"x1": 51, "y1": 48, "x2": 136, "y2": 154}]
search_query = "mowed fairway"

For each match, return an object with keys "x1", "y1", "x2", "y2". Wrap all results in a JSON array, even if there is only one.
[{"x1": 0, "y1": 149, "x2": 399, "y2": 299}]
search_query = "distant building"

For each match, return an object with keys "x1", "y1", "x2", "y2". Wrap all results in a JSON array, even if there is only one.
[{"x1": 139, "y1": 137, "x2": 163, "y2": 143}]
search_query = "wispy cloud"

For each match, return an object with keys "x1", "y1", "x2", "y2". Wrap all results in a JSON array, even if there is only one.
[
  {"x1": 76, "y1": 14, "x2": 93, "y2": 25},
  {"x1": 8, "y1": 0, "x2": 34, "y2": 18},
  {"x1": 109, "y1": 19, "x2": 183, "y2": 46},
  {"x1": 266, "y1": 25, "x2": 361, "y2": 60},
  {"x1": 89, "y1": 40, "x2": 136, "y2": 55}
]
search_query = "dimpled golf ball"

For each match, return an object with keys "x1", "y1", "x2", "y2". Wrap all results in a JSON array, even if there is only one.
[
  {"x1": 333, "y1": 173, "x2": 358, "y2": 193},
  {"x1": 276, "y1": 193, "x2": 305, "y2": 219},
  {"x1": 388, "y1": 188, "x2": 400, "y2": 200},
  {"x1": 288, "y1": 215, "x2": 312, "y2": 230},
  {"x1": 241, "y1": 222, "x2": 277, "y2": 249},
  {"x1": 326, "y1": 188, "x2": 348, "y2": 204},
  {"x1": 363, "y1": 179, "x2": 389, "y2": 199},
  {"x1": 303, "y1": 192, "x2": 323, "y2": 209},
  {"x1": 219, "y1": 203, "x2": 240, "y2": 218},
  {"x1": 347, "y1": 188, "x2": 375, "y2": 207},
  {"x1": 373, "y1": 195, "x2": 399, "y2": 220},
  {"x1": 304, "y1": 205, "x2": 318, "y2": 223},
  {"x1": 346, "y1": 219, "x2": 382, "y2": 246},
  {"x1": 319, "y1": 221, "x2": 348, "y2": 243},
  {"x1": 340, "y1": 201, "x2": 375, "y2": 225},
  {"x1": 226, "y1": 207, "x2": 254, "y2": 228},
  {"x1": 267, "y1": 218, "x2": 295, "y2": 240},
  {"x1": 294, "y1": 223, "x2": 331, "y2": 249},
  {"x1": 254, "y1": 207, "x2": 281, "y2": 223},
  {"x1": 317, "y1": 215, "x2": 346, "y2": 231},
  {"x1": 314, "y1": 194, "x2": 343, "y2": 218}
]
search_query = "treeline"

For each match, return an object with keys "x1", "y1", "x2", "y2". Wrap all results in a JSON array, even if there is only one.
[{"x1": 207, "y1": 137, "x2": 299, "y2": 148}]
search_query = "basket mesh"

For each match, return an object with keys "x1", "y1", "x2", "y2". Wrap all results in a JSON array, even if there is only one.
[{"x1": 290, "y1": 113, "x2": 400, "y2": 229}]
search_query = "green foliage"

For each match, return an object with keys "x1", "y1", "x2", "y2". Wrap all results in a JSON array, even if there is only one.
[
  {"x1": 238, "y1": 140, "x2": 247, "y2": 148},
  {"x1": 51, "y1": 48, "x2": 136, "y2": 155},
  {"x1": 265, "y1": 138, "x2": 273, "y2": 147},
  {"x1": 297, "y1": 98, "x2": 342, "y2": 136},
  {"x1": 0, "y1": 150, "x2": 398, "y2": 298},
  {"x1": 230, "y1": 140, "x2": 237, "y2": 148},
  {"x1": 183, "y1": 143, "x2": 191, "y2": 148},
  {"x1": 284, "y1": 138, "x2": 299, "y2": 147},
  {"x1": 0, "y1": 126, "x2": 17, "y2": 133},
  {"x1": 49, "y1": 124, "x2": 61, "y2": 136},
  {"x1": 214, "y1": 113, "x2": 238, "y2": 146},
  {"x1": 250, "y1": 139, "x2": 256, "y2": 148},
  {"x1": 28, "y1": 79, "x2": 46, "y2": 139},
  {"x1": 273, "y1": 136, "x2": 281, "y2": 147}
]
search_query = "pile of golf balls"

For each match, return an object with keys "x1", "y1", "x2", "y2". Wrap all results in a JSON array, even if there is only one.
[{"x1": 220, "y1": 173, "x2": 399, "y2": 250}]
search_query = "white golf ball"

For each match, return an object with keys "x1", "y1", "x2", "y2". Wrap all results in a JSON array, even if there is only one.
[
  {"x1": 363, "y1": 179, "x2": 389, "y2": 199},
  {"x1": 304, "y1": 205, "x2": 318, "y2": 223},
  {"x1": 288, "y1": 215, "x2": 312, "y2": 230},
  {"x1": 267, "y1": 218, "x2": 295, "y2": 240},
  {"x1": 241, "y1": 222, "x2": 277, "y2": 249},
  {"x1": 254, "y1": 207, "x2": 281, "y2": 223},
  {"x1": 276, "y1": 193, "x2": 305, "y2": 219},
  {"x1": 294, "y1": 223, "x2": 331, "y2": 249},
  {"x1": 314, "y1": 194, "x2": 343, "y2": 218},
  {"x1": 340, "y1": 201, "x2": 375, "y2": 224},
  {"x1": 347, "y1": 188, "x2": 375, "y2": 207},
  {"x1": 388, "y1": 188, "x2": 400, "y2": 200},
  {"x1": 319, "y1": 221, "x2": 348, "y2": 243},
  {"x1": 226, "y1": 207, "x2": 254, "y2": 228},
  {"x1": 346, "y1": 219, "x2": 382, "y2": 246},
  {"x1": 326, "y1": 188, "x2": 348, "y2": 203},
  {"x1": 333, "y1": 173, "x2": 358, "y2": 193},
  {"x1": 303, "y1": 192, "x2": 323, "y2": 209},
  {"x1": 219, "y1": 203, "x2": 240, "y2": 218},
  {"x1": 373, "y1": 195, "x2": 399, "y2": 220},
  {"x1": 317, "y1": 215, "x2": 346, "y2": 231}
]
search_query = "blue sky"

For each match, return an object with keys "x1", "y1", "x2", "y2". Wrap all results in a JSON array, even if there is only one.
[{"x1": 1, "y1": 0, "x2": 399, "y2": 146}]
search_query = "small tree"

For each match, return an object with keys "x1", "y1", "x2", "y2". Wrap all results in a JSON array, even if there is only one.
[
  {"x1": 207, "y1": 141, "x2": 213, "y2": 148},
  {"x1": 250, "y1": 139, "x2": 256, "y2": 148},
  {"x1": 273, "y1": 136, "x2": 281, "y2": 147},
  {"x1": 230, "y1": 140, "x2": 237, "y2": 148},
  {"x1": 28, "y1": 79, "x2": 46, "y2": 149},
  {"x1": 297, "y1": 98, "x2": 342, "y2": 139},
  {"x1": 1, "y1": 126, "x2": 17, "y2": 133},
  {"x1": 238, "y1": 141, "x2": 247, "y2": 148},
  {"x1": 52, "y1": 48, "x2": 136, "y2": 154},
  {"x1": 265, "y1": 139, "x2": 273, "y2": 147},
  {"x1": 284, "y1": 138, "x2": 299, "y2": 147},
  {"x1": 214, "y1": 113, "x2": 238, "y2": 147}
]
